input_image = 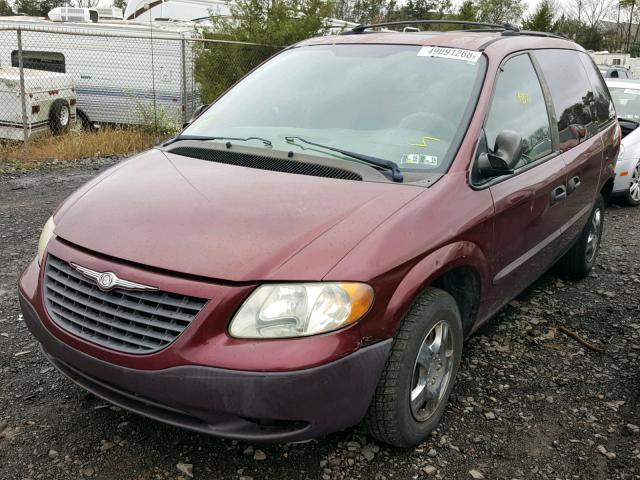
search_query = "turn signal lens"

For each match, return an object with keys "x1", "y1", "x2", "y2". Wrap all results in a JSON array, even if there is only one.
[{"x1": 229, "y1": 282, "x2": 374, "y2": 339}]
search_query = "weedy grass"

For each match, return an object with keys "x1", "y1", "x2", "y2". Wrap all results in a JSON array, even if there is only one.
[{"x1": 0, "y1": 127, "x2": 161, "y2": 167}]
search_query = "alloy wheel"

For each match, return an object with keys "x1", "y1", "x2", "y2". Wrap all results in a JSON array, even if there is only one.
[
  {"x1": 630, "y1": 163, "x2": 640, "y2": 203},
  {"x1": 410, "y1": 320, "x2": 454, "y2": 422},
  {"x1": 585, "y1": 207, "x2": 602, "y2": 263}
]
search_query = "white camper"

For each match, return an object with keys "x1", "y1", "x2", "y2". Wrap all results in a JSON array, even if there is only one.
[
  {"x1": 123, "y1": 0, "x2": 358, "y2": 33},
  {"x1": 124, "y1": 0, "x2": 231, "y2": 22},
  {"x1": 0, "y1": 13, "x2": 200, "y2": 128},
  {"x1": 0, "y1": 67, "x2": 76, "y2": 141}
]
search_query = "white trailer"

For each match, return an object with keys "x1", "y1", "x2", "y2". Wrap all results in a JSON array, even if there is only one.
[
  {"x1": 0, "y1": 15, "x2": 199, "y2": 129},
  {"x1": 0, "y1": 66, "x2": 76, "y2": 141}
]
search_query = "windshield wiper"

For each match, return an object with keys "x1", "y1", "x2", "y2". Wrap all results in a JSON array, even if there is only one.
[
  {"x1": 618, "y1": 117, "x2": 640, "y2": 126},
  {"x1": 284, "y1": 136, "x2": 403, "y2": 182},
  {"x1": 162, "y1": 135, "x2": 272, "y2": 148}
]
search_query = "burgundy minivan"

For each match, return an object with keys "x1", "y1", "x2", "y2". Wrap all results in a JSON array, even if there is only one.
[{"x1": 19, "y1": 22, "x2": 619, "y2": 447}]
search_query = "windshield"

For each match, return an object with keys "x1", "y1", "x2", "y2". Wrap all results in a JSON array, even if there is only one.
[
  {"x1": 609, "y1": 86, "x2": 640, "y2": 121},
  {"x1": 184, "y1": 44, "x2": 486, "y2": 180}
]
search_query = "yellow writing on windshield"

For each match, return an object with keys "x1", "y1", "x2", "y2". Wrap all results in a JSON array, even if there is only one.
[
  {"x1": 516, "y1": 92, "x2": 530, "y2": 105},
  {"x1": 411, "y1": 136, "x2": 441, "y2": 148}
]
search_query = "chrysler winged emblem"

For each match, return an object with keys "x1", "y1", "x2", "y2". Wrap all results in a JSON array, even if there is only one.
[{"x1": 70, "y1": 263, "x2": 158, "y2": 292}]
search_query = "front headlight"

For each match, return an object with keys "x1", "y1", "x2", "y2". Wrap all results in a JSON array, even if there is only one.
[
  {"x1": 37, "y1": 216, "x2": 56, "y2": 265},
  {"x1": 618, "y1": 144, "x2": 625, "y2": 160},
  {"x1": 229, "y1": 283, "x2": 374, "y2": 339}
]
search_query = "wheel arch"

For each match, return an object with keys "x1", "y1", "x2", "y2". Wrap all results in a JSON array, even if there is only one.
[
  {"x1": 383, "y1": 241, "x2": 490, "y2": 339},
  {"x1": 601, "y1": 176, "x2": 615, "y2": 202}
]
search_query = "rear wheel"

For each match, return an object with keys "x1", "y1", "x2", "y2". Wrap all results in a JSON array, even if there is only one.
[
  {"x1": 365, "y1": 287, "x2": 463, "y2": 448},
  {"x1": 556, "y1": 194, "x2": 604, "y2": 279},
  {"x1": 625, "y1": 162, "x2": 640, "y2": 207},
  {"x1": 49, "y1": 99, "x2": 71, "y2": 135},
  {"x1": 77, "y1": 109, "x2": 96, "y2": 132}
]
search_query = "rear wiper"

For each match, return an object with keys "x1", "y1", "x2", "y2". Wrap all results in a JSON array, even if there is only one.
[
  {"x1": 284, "y1": 136, "x2": 403, "y2": 182},
  {"x1": 162, "y1": 135, "x2": 272, "y2": 148}
]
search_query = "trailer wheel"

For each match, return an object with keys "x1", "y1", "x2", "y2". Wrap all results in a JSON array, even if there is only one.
[
  {"x1": 49, "y1": 99, "x2": 71, "y2": 135},
  {"x1": 77, "y1": 109, "x2": 96, "y2": 132}
]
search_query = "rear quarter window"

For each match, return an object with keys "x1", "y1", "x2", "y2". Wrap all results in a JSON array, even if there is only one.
[
  {"x1": 533, "y1": 49, "x2": 602, "y2": 151},
  {"x1": 578, "y1": 53, "x2": 616, "y2": 127}
]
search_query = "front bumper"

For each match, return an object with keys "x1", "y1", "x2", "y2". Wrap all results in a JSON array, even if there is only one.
[
  {"x1": 18, "y1": 261, "x2": 392, "y2": 442},
  {"x1": 613, "y1": 156, "x2": 638, "y2": 194}
]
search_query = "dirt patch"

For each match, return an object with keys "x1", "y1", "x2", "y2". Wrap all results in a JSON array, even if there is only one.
[{"x1": 1, "y1": 162, "x2": 639, "y2": 480}]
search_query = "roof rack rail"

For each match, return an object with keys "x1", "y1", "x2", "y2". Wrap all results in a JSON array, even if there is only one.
[
  {"x1": 516, "y1": 30, "x2": 569, "y2": 40},
  {"x1": 343, "y1": 20, "x2": 520, "y2": 35}
]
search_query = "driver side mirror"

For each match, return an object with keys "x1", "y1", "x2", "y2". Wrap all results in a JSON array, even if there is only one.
[{"x1": 478, "y1": 129, "x2": 522, "y2": 178}]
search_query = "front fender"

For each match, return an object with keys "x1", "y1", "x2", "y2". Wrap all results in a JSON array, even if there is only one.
[{"x1": 371, "y1": 241, "x2": 491, "y2": 340}]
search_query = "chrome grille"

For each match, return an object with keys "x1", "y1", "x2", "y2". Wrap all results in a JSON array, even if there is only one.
[{"x1": 43, "y1": 255, "x2": 207, "y2": 354}]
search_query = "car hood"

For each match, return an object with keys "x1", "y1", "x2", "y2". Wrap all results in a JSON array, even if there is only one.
[{"x1": 53, "y1": 149, "x2": 424, "y2": 282}]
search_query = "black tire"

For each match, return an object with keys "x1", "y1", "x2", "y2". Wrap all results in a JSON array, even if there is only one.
[
  {"x1": 624, "y1": 162, "x2": 640, "y2": 207},
  {"x1": 364, "y1": 287, "x2": 463, "y2": 448},
  {"x1": 49, "y1": 99, "x2": 71, "y2": 135},
  {"x1": 556, "y1": 194, "x2": 604, "y2": 279},
  {"x1": 77, "y1": 109, "x2": 96, "y2": 132}
]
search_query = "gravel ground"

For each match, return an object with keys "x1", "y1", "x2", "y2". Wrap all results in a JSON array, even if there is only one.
[{"x1": 1, "y1": 161, "x2": 639, "y2": 480}]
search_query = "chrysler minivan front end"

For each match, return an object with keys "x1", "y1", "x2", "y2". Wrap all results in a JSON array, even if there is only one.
[{"x1": 19, "y1": 27, "x2": 612, "y2": 448}]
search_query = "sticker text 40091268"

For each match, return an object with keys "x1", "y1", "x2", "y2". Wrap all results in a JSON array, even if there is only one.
[{"x1": 418, "y1": 46, "x2": 482, "y2": 63}]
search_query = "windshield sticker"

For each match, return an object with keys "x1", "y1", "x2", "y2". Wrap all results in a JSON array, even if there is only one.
[
  {"x1": 623, "y1": 88, "x2": 640, "y2": 96},
  {"x1": 401, "y1": 154, "x2": 439, "y2": 166},
  {"x1": 411, "y1": 135, "x2": 441, "y2": 148},
  {"x1": 418, "y1": 46, "x2": 481, "y2": 63}
]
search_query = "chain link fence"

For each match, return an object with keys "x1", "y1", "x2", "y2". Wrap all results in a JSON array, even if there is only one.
[{"x1": 0, "y1": 24, "x2": 279, "y2": 146}]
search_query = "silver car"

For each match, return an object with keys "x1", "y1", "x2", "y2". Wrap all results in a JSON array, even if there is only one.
[{"x1": 606, "y1": 78, "x2": 640, "y2": 206}]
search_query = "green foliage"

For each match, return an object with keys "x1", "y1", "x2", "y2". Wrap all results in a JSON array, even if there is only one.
[
  {"x1": 352, "y1": 0, "x2": 388, "y2": 23},
  {"x1": 475, "y1": 0, "x2": 525, "y2": 25},
  {"x1": 457, "y1": 0, "x2": 477, "y2": 21},
  {"x1": 195, "y1": 0, "x2": 330, "y2": 103},
  {"x1": 0, "y1": 0, "x2": 12, "y2": 15},
  {"x1": 522, "y1": 0, "x2": 555, "y2": 31},
  {"x1": 208, "y1": 0, "x2": 332, "y2": 46},
  {"x1": 383, "y1": 0, "x2": 453, "y2": 23},
  {"x1": 13, "y1": 0, "x2": 65, "y2": 16},
  {"x1": 555, "y1": 16, "x2": 603, "y2": 50},
  {"x1": 112, "y1": 0, "x2": 127, "y2": 9},
  {"x1": 136, "y1": 102, "x2": 180, "y2": 139}
]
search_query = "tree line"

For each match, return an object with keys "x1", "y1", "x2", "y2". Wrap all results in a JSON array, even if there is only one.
[{"x1": 198, "y1": 0, "x2": 639, "y2": 54}]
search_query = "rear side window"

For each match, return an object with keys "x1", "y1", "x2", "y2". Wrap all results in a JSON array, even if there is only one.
[
  {"x1": 11, "y1": 51, "x2": 66, "y2": 74},
  {"x1": 577, "y1": 53, "x2": 616, "y2": 128},
  {"x1": 485, "y1": 54, "x2": 552, "y2": 168},
  {"x1": 533, "y1": 50, "x2": 599, "y2": 151}
]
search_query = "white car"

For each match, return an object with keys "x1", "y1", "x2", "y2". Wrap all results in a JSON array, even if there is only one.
[{"x1": 606, "y1": 78, "x2": 640, "y2": 206}]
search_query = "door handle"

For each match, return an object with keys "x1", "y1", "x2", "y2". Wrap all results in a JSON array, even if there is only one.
[
  {"x1": 567, "y1": 176, "x2": 581, "y2": 194},
  {"x1": 550, "y1": 185, "x2": 567, "y2": 205}
]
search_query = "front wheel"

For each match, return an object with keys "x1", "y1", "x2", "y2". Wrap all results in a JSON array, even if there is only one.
[
  {"x1": 625, "y1": 162, "x2": 640, "y2": 207},
  {"x1": 556, "y1": 194, "x2": 604, "y2": 279},
  {"x1": 364, "y1": 287, "x2": 463, "y2": 448}
]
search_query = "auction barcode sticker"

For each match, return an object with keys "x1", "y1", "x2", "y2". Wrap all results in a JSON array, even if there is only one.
[{"x1": 417, "y1": 46, "x2": 482, "y2": 62}]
